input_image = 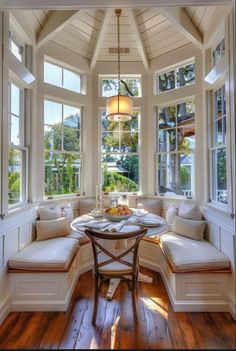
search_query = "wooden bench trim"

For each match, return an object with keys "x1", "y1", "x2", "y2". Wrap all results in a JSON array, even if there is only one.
[
  {"x1": 143, "y1": 236, "x2": 160, "y2": 244},
  {"x1": 8, "y1": 247, "x2": 79, "y2": 274},
  {"x1": 160, "y1": 244, "x2": 231, "y2": 274}
]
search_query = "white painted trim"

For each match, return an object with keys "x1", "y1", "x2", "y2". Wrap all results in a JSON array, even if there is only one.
[{"x1": 0, "y1": 294, "x2": 10, "y2": 325}]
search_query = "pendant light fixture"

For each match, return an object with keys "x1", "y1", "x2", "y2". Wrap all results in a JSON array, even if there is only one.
[{"x1": 106, "y1": 9, "x2": 133, "y2": 122}]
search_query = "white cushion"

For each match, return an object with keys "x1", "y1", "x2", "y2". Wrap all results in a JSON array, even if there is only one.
[
  {"x1": 36, "y1": 217, "x2": 70, "y2": 241},
  {"x1": 98, "y1": 249, "x2": 133, "y2": 274},
  {"x1": 61, "y1": 203, "x2": 74, "y2": 224},
  {"x1": 8, "y1": 237, "x2": 78, "y2": 270},
  {"x1": 39, "y1": 205, "x2": 61, "y2": 220},
  {"x1": 173, "y1": 215, "x2": 206, "y2": 241},
  {"x1": 166, "y1": 203, "x2": 178, "y2": 225},
  {"x1": 160, "y1": 233, "x2": 230, "y2": 272},
  {"x1": 135, "y1": 198, "x2": 162, "y2": 215},
  {"x1": 66, "y1": 231, "x2": 90, "y2": 244},
  {"x1": 178, "y1": 201, "x2": 202, "y2": 220}
]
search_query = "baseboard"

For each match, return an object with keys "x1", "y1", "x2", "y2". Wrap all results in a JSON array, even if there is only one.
[
  {"x1": 229, "y1": 300, "x2": 236, "y2": 320},
  {"x1": 0, "y1": 294, "x2": 10, "y2": 325},
  {"x1": 10, "y1": 299, "x2": 70, "y2": 312},
  {"x1": 140, "y1": 258, "x2": 161, "y2": 273}
]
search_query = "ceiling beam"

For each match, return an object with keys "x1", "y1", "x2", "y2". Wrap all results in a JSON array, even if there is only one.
[
  {"x1": 2, "y1": 0, "x2": 233, "y2": 10},
  {"x1": 126, "y1": 8, "x2": 149, "y2": 71},
  {"x1": 90, "y1": 9, "x2": 112, "y2": 71},
  {"x1": 37, "y1": 9, "x2": 85, "y2": 48},
  {"x1": 158, "y1": 6, "x2": 203, "y2": 49}
]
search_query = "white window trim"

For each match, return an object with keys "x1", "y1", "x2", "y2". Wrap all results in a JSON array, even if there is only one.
[{"x1": 99, "y1": 107, "x2": 142, "y2": 195}]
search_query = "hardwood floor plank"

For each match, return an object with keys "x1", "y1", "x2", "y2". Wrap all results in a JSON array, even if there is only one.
[{"x1": 0, "y1": 268, "x2": 235, "y2": 350}]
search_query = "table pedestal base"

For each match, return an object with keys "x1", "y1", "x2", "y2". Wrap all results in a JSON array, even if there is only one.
[{"x1": 106, "y1": 272, "x2": 153, "y2": 300}]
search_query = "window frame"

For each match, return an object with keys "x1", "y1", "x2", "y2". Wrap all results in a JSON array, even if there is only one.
[
  {"x1": 44, "y1": 60, "x2": 82, "y2": 94},
  {"x1": 43, "y1": 98, "x2": 83, "y2": 199},
  {"x1": 99, "y1": 107, "x2": 142, "y2": 195},
  {"x1": 209, "y1": 81, "x2": 229, "y2": 209},
  {"x1": 155, "y1": 98, "x2": 196, "y2": 199},
  {"x1": 8, "y1": 80, "x2": 28, "y2": 208},
  {"x1": 9, "y1": 32, "x2": 24, "y2": 63},
  {"x1": 154, "y1": 59, "x2": 195, "y2": 95},
  {"x1": 99, "y1": 75, "x2": 142, "y2": 98}
]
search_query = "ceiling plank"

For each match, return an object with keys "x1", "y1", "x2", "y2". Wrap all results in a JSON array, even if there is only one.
[
  {"x1": 2, "y1": 0, "x2": 233, "y2": 10},
  {"x1": 158, "y1": 6, "x2": 203, "y2": 49},
  {"x1": 126, "y1": 8, "x2": 149, "y2": 71},
  {"x1": 37, "y1": 9, "x2": 85, "y2": 48},
  {"x1": 90, "y1": 8, "x2": 112, "y2": 71}
]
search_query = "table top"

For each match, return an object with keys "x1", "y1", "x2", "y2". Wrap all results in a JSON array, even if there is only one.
[{"x1": 70, "y1": 211, "x2": 169, "y2": 238}]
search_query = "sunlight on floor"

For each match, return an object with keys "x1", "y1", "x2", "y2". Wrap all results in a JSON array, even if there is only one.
[
  {"x1": 141, "y1": 296, "x2": 168, "y2": 319},
  {"x1": 111, "y1": 315, "x2": 121, "y2": 349}
]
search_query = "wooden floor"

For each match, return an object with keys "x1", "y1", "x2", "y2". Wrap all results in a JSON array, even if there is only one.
[{"x1": 0, "y1": 268, "x2": 235, "y2": 350}]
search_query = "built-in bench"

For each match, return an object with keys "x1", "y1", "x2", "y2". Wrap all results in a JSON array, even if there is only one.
[{"x1": 7, "y1": 198, "x2": 232, "y2": 315}]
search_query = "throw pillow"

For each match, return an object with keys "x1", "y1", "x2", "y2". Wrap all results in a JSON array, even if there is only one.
[
  {"x1": 166, "y1": 203, "x2": 178, "y2": 225},
  {"x1": 173, "y1": 215, "x2": 206, "y2": 241},
  {"x1": 39, "y1": 205, "x2": 61, "y2": 220},
  {"x1": 178, "y1": 201, "x2": 202, "y2": 220},
  {"x1": 61, "y1": 203, "x2": 74, "y2": 224},
  {"x1": 36, "y1": 217, "x2": 70, "y2": 241},
  {"x1": 135, "y1": 198, "x2": 162, "y2": 216}
]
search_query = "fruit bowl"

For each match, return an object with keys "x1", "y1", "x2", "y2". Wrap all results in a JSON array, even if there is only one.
[{"x1": 103, "y1": 205, "x2": 133, "y2": 222}]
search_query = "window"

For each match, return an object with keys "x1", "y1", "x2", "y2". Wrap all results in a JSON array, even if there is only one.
[
  {"x1": 213, "y1": 38, "x2": 225, "y2": 67},
  {"x1": 157, "y1": 101, "x2": 195, "y2": 197},
  {"x1": 157, "y1": 62, "x2": 195, "y2": 93},
  {"x1": 44, "y1": 61, "x2": 81, "y2": 93},
  {"x1": 101, "y1": 110, "x2": 140, "y2": 193},
  {"x1": 8, "y1": 83, "x2": 27, "y2": 206},
  {"x1": 9, "y1": 33, "x2": 24, "y2": 62},
  {"x1": 211, "y1": 85, "x2": 227, "y2": 204},
  {"x1": 101, "y1": 77, "x2": 141, "y2": 97},
  {"x1": 44, "y1": 100, "x2": 81, "y2": 197}
]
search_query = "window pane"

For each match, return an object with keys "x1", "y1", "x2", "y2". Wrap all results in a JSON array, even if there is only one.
[
  {"x1": 215, "y1": 88, "x2": 222, "y2": 119},
  {"x1": 215, "y1": 119, "x2": 223, "y2": 145},
  {"x1": 44, "y1": 100, "x2": 62, "y2": 125},
  {"x1": 159, "y1": 70, "x2": 175, "y2": 92},
  {"x1": 63, "y1": 128, "x2": 80, "y2": 152},
  {"x1": 63, "y1": 68, "x2": 81, "y2": 93},
  {"x1": 120, "y1": 115, "x2": 139, "y2": 132},
  {"x1": 120, "y1": 132, "x2": 139, "y2": 152},
  {"x1": 176, "y1": 64, "x2": 195, "y2": 88},
  {"x1": 11, "y1": 83, "x2": 20, "y2": 116},
  {"x1": 159, "y1": 106, "x2": 176, "y2": 129},
  {"x1": 102, "y1": 78, "x2": 140, "y2": 97},
  {"x1": 159, "y1": 129, "x2": 176, "y2": 152},
  {"x1": 10, "y1": 115, "x2": 20, "y2": 146},
  {"x1": 213, "y1": 148, "x2": 227, "y2": 204},
  {"x1": 44, "y1": 61, "x2": 62, "y2": 87},
  {"x1": 177, "y1": 101, "x2": 195, "y2": 124},
  {"x1": 44, "y1": 151, "x2": 81, "y2": 196},
  {"x1": 158, "y1": 153, "x2": 193, "y2": 197},
  {"x1": 223, "y1": 85, "x2": 226, "y2": 115},
  {"x1": 44, "y1": 125, "x2": 62, "y2": 151},
  {"x1": 102, "y1": 132, "x2": 120, "y2": 152},
  {"x1": 177, "y1": 126, "x2": 195, "y2": 151},
  {"x1": 102, "y1": 154, "x2": 139, "y2": 192},
  {"x1": 63, "y1": 105, "x2": 80, "y2": 129},
  {"x1": 8, "y1": 149, "x2": 22, "y2": 204}
]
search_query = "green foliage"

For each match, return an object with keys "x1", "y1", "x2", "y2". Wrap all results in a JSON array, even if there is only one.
[
  {"x1": 180, "y1": 166, "x2": 190, "y2": 186},
  {"x1": 103, "y1": 171, "x2": 138, "y2": 193}
]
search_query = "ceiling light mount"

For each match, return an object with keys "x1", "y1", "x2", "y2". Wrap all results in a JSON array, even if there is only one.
[{"x1": 106, "y1": 8, "x2": 133, "y2": 122}]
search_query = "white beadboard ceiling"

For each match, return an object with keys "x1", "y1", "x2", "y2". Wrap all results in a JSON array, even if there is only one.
[{"x1": 18, "y1": 5, "x2": 231, "y2": 68}]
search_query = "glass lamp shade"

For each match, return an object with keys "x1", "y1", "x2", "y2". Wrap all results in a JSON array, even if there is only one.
[{"x1": 106, "y1": 94, "x2": 133, "y2": 121}]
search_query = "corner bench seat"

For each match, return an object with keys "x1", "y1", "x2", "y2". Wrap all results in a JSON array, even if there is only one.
[
  {"x1": 160, "y1": 232, "x2": 231, "y2": 273},
  {"x1": 8, "y1": 237, "x2": 78, "y2": 271}
]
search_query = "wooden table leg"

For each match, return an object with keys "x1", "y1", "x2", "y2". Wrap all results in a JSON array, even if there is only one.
[{"x1": 106, "y1": 278, "x2": 121, "y2": 300}]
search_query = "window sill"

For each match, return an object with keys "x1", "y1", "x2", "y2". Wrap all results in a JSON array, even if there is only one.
[{"x1": 202, "y1": 202, "x2": 234, "y2": 218}]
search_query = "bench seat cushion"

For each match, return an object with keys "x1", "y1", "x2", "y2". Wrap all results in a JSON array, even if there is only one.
[
  {"x1": 160, "y1": 233, "x2": 230, "y2": 272},
  {"x1": 66, "y1": 230, "x2": 90, "y2": 244},
  {"x1": 9, "y1": 237, "x2": 78, "y2": 271}
]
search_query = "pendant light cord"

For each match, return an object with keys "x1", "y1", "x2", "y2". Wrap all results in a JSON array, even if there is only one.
[{"x1": 115, "y1": 9, "x2": 121, "y2": 96}]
